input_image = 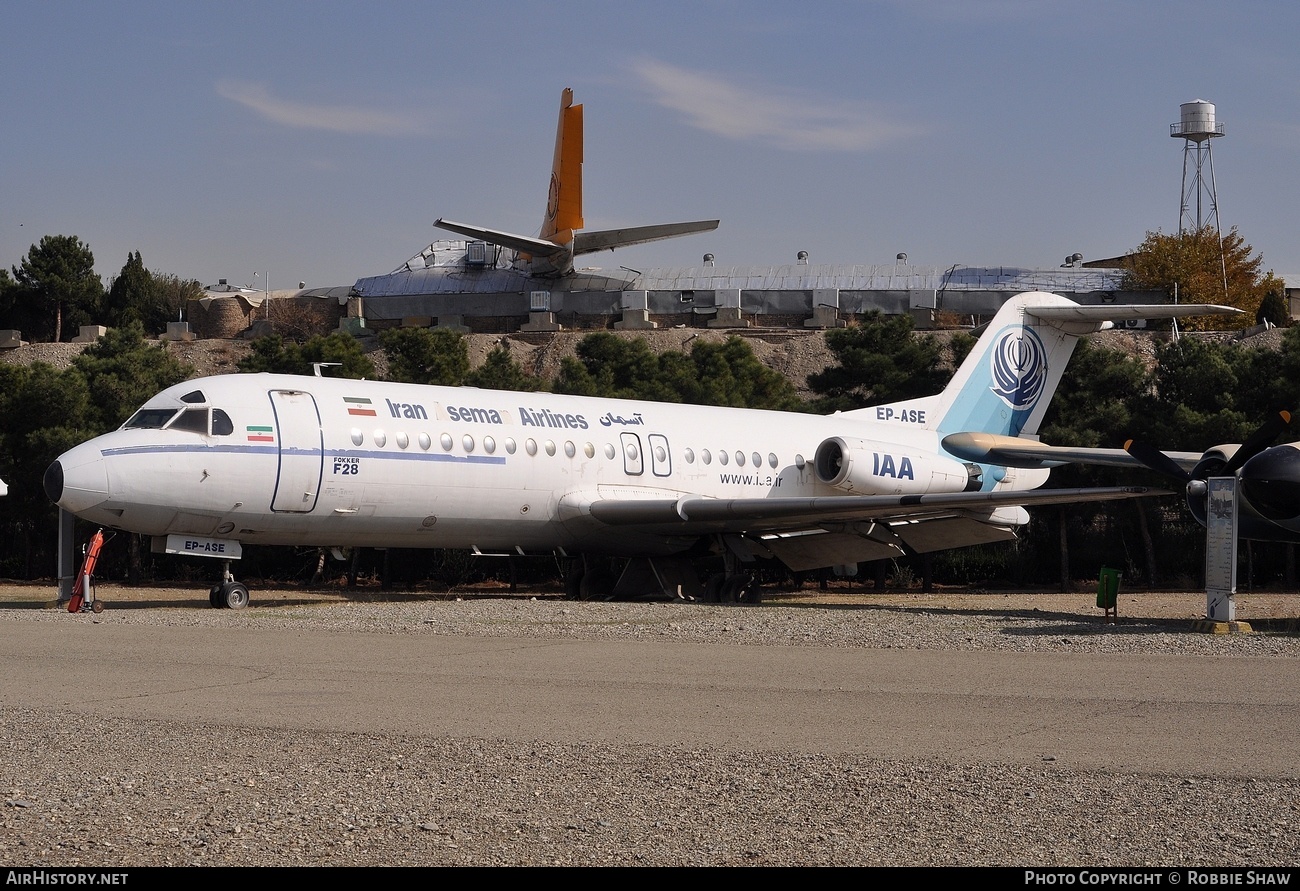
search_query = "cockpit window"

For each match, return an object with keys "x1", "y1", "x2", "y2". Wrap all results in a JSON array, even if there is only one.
[
  {"x1": 212, "y1": 409, "x2": 234, "y2": 436},
  {"x1": 180, "y1": 390, "x2": 207, "y2": 404},
  {"x1": 170, "y1": 408, "x2": 210, "y2": 434},
  {"x1": 124, "y1": 408, "x2": 180, "y2": 430}
]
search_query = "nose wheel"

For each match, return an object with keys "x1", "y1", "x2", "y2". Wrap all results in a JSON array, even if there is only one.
[{"x1": 209, "y1": 562, "x2": 250, "y2": 609}]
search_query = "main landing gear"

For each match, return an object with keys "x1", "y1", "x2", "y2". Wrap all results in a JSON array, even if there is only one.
[
  {"x1": 209, "y1": 560, "x2": 250, "y2": 609},
  {"x1": 702, "y1": 571, "x2": 760, "y2": 604},
  {"x1": 563, "y1": 554, "x2": 760, "y2": 604}
]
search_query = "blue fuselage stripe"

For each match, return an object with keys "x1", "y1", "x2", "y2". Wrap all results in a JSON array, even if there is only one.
[{"x1": 100, "y1": 444, "x2": 508, "y2": 465}]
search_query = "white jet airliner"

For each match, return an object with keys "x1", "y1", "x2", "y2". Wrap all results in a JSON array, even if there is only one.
[{"x1": 44, "y1": 291, "x2": 1237, "y2": 608}]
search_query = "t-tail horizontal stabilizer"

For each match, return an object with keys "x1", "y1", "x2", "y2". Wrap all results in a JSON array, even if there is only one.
[{"x1": 432, "y1": 217, "x2": 720, "y2": 278}]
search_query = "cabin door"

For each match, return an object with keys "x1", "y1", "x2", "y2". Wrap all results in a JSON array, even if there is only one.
[{"x1": 270, "y1": 389, "x2": 323, "y2": 512}]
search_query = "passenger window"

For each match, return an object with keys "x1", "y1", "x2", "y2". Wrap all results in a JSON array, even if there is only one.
[
  {"x1": 419, "y1": 432, "x2": 431, "y2": 450},
  {"x1": 752, "y1": 452, "x2": 762, "y2": 468},
  {"x1": 684, "y1": 449, "x2": 695, "y2": 464},
  {"x1": 564, "y1": 441, "x2": 576, "y2": 458},
  {"x1": 719, "y1": 451, "x2": 729, "y2": 466},
  {"x1": 545, "y1": 440, "x2": 556, "y2": 456},
  {"x1": 768, "y1": 453, "x2": 778, "y2": 468},
  {"x1": 396, "y1": 431, "x2": 409, "y2": 449},
  {"x1": 701, "y1": 449, "x2": 712, "y2": 465},
  {"x1": 735, "y1": 451, "x2": 746, "y2": 467}
]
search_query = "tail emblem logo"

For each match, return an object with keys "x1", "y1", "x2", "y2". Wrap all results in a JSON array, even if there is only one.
[{"x1": 990, "y1": 329, "x2": 1046, "y2": 410}]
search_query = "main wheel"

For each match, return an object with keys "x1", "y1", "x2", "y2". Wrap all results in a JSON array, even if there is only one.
[
  {"x1": 578, "y1": 568, "x2": 617, "y2": 601},
  {"x1": 720, "y1": 576, "x2": 746, "y2": 603},
  {"x1": 564, "y1": 562, "x2": 585, "y2": 600},
  {"x1": 721, "y1": 575, "x2": 758, "y2": 604},
  {"x1": 221, "y1": 582, "x2": 250, "y2": 610},
  {"x1": 703, "y1": 574, "x2": 724, "y2": 603}
]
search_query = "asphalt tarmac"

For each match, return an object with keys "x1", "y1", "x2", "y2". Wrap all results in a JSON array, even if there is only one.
[{"x1": 2, "y1": 600, "x2": 1297, "y2": 780}]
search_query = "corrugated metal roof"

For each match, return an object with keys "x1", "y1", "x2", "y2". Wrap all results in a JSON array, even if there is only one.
[{"x1": 353, "y1": 259, "x2": 1126, "y2": 298}]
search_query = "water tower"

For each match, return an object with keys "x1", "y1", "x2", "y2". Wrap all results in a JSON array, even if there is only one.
[{"x1": 1170, "y1": 99, "x2": 1224, "y2": 235}]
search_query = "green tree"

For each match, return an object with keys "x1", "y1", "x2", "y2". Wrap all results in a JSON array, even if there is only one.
[
  {"x1": 70, "y1": 321, "x2": 192, "y2": 430},
  {"x1": 11, "y1": 235, "x2": 104, "y2": 342},
  {"x1": 103, "y1": 251, "x2": 183, "y2": 336},
  {"x1": 378, "y1": 327, "x2": 470, "y2": 385},
  {"x1": 237, "y1": 334, "x2": 302, "y2": 374},
  {"x1": 807, "y1": 312, "x2": 949, "y2": 412},
  {"x1": 238, "y1": 332, "x2": 374, "y2": 379},
  {"x1": 1121, "y1": 226, "x2": 1281, "y2": 331},
  {"x1": 1036, "y1": 341, "x2": 1157, "y2": 587},
  {"x1": 679, "y1": 337, "x2": 805, "y2": 410},
  {"x1": 1255, "y1": 287, "x2": 1289, "y2": 328},
  {"x1": 0, "y1": 268, "x2": 16, "y2": 330},
  {"x1": 0, "y1": 362, "x2": 96, "y2": 577},
  {"x1": 464, "y1": 345, "x2": 545, "y2": 392},
  {"x1": 1140, "y1": 337, "x2": 1255, "y2": 449},
  {"x1": 299, "y1": 333, "x2": 375, "y2": 380},
  {"x1": 552, "y1": 333, "x2": 662, "y2": 399},
  {"x1": 551, "y1": 333, "x2": 804, "y2": 409}
]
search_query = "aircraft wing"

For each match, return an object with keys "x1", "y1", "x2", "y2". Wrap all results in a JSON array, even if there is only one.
[
  {"x1": 584, "y1": 485, "x2": 1169, "y2": 535},
  {"x1": 942, "y1": 432, "x2": 1205, "y2": 472},
  {"x1": 573, "y1": 221, "x2": 719, "y2": 256}
]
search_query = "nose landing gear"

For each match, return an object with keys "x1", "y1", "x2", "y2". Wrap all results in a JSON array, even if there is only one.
[{"x1": 209, "y1": 561, "x2": 250, "y2": 609}]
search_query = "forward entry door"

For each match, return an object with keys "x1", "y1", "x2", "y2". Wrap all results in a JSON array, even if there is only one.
[{"x1": 270, "y1": 389, "x2": 323, "y2": 512}]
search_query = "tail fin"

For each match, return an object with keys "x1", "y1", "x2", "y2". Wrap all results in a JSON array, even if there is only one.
[
  {"x1": 855, "y1": 291, "x2": 1242, "y2": 439},
  {"x1": 433, "y1": 88, "x2": 718, "y2": 277},
  {"x1": 541, "y1": 87, "x2": 583, "y2": 242}
]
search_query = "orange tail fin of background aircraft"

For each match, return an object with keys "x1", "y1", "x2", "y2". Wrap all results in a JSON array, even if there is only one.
[{"x1": 433, "y1": 87, "x2": 717, "y2": 277}]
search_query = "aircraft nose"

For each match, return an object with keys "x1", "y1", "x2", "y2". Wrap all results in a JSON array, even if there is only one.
[
  {"x1": 44, "y1": 443, "x2": 110, "y2": 513},
  {"x1": 1239, "y1": 445, "x2": 1300, "y2": 522}
]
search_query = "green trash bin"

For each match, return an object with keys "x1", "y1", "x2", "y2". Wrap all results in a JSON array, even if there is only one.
[{"x1": 1096, "y1": 567, "x2": 1121, "y2": 610}]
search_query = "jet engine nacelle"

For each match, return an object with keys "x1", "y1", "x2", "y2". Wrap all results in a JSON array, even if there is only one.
[{"x1": 814, "y1": 436, "x2": 983, "y2": 495}]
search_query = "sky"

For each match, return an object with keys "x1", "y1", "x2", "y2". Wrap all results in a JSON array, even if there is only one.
[{"x1": 4, "y1": 1, "x2": 1298, "y2": 294}]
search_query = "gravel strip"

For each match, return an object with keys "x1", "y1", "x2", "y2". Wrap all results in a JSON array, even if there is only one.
[{"x1": 2, "y1": 595, "x2": 1297, "y2": 868}]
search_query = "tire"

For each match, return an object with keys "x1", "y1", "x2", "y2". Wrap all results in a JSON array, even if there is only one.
[
  {"x1": 222, "y1": 582, "x2": 250, "y2": 610},
  {"x1": 703, "y1": 574, "x2": 724, "y2": 603},
  {"x1": 578, "y1": 568, "x2": 617, "y2": 601}
]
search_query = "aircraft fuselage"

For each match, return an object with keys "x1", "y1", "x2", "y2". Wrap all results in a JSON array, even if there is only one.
[{"x1": 45, "y1": 372, "x2": 1012, "y2": 558}]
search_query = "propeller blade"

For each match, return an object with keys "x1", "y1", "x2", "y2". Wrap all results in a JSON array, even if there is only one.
[
  {"x1": 1222, "y1": 410, "x2": 1293, "y2": 475},
  {"x1": 1123, "y1": 438, "x2": 1193, "y2": 483}
]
